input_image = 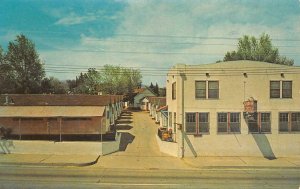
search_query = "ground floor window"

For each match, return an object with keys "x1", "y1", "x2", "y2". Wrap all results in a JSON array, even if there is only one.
[
  {"x1": 279, "y1": 112, "x2": 300, "y2": 133},
  {"x1": 248, "y1": 112, "x2": 271, "y2": 133},
  {"x1": 185, "y1": 112, "x2": 209, "y2": 134},
  {"x1": 186, "y1": 113, "x2": 196, "y2": 133},
  {"x1": 217, "y1": 112, "x2": 240, "y2": 134}
]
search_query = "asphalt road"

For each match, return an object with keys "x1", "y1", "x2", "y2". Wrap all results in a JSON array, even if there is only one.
[{"x1": 0, "y1": 165, "x2": 299, "y2": 189}]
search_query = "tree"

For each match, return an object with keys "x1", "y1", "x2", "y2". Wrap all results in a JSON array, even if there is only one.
[
  {"x1": 41, "y1": 77, "x2": 68, "y2": 94},
  {"x1": 73, "y1": 65, "x2": 142, "y2": 95},
  {"x1": 154, "y1": 83, "x2": 159, "y2": 96},
  {"x1": 5, "y1": 34, "x2": 45, "y2": 93},
  {"x1": 0, "y1": 46, "x2": 17, "y2": 94},
  {"x1": 223, "y1": 33, "x2": 294, "y2": 66}
]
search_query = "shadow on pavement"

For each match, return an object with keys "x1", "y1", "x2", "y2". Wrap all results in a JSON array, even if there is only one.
[
  {"x1": 117, "y1": 120, "x2": 132, "y2": 124},
  {"x1": 119, "y1": 132, "x2": 135, "y2": 151},
  {"x1": 252, "y1": 134, "x2": 276, "y2": 160},
  {"x1": 116, "y1": 125, "x2": 133, "y2": 130}
]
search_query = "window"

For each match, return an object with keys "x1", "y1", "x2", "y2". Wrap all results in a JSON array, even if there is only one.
[
  {"x1": 218, "y1": 112, "x2": 240, "y2": 134},
  {"x1": 291, "y1": 113, "x2": 300, "y2": 132},
  {"x1": 195, "y1": 81, "x2": 219, "y2": 99},
  {"x1": 169, "y1": 112, "x2": 172, "y2": 128},
  {"x1": 270, "y1": 81, "x2": 280, "y2": 98},
  {"x1": 195, "y1": 81, "x2": 206, "y2": 98},
  {"x1": 230, "y1": 113, "x2": 240, "y2": 133},
  {"x1": 248, "y1": 113, "x2": 271, "y2": 133},
  {"x1": 282, "y1": 81, "x2": 292, "y2": 98},
  {"x1": 270, "y1": 81, "x2": 292, "y2": 99},
  {"x1": 280, "y1": 112, "x2": 300, "y2": 133},
  {"x1": 217, "y1": 113, "x2": 228, "y2": 133},
  {"x1": 279, "y1": 113, "x2": 289, "y2": 132},
  {"x1": 186, "y1": 113, "x2": 196, "y2": 133},
  {"x1": 208, "y1": 81, "x2": 219, "y2": 99},
  {"x1": 199, "y1": 113, "x2": 209, "y2": 133},
  {"x1": 173, "y1": 112, "x2": 177, "y2": 133},
  {"x1": 172, "y1": 82, "x2": 176, "y2": 100},
  {"x1": 185, "y1": 112, "x2": 209, "y2": 134},
  {"x1": 260, "y1": 113, "x2": 271, "y2": 133}
]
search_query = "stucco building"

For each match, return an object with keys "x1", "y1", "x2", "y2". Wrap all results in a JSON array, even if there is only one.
[{"x1": 166, "y1": 60, "x2": 300, "y2": 157}]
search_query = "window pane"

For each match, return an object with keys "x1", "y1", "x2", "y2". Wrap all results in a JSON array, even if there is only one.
[
  {"x1": 279, "y1": 113, "x2": 289, "y2": 132},
  {"x1": 208, "y1": 81, "x2": 219, "y2": 99},
  {"x1": 217, "y1": 113, "x2": 227, "y2": 133},
  {"x1": 230, "y1": 113, "x2": 240, "y2": 133},
  {"x1": 291, "y1": 113, "x2": 300, "y2": 132},
  {"x1": 270, "y1": 81, "x2": 280, "y2": 98},
  {"x1": 199, "y1": 113, "x2": 209, "y2": 133},
  {"x1": 261, "y1": 113, "x2": 271, "y2": 133},
  {"x1": 195, "y1": 81, "x2": 206, "y2": 98},
  {"x1": 186, "y1": 113, "x2": 196, "y2": 133},
  {"x1": 282, "y1": 81, "x2": 292, "y2": 98}
]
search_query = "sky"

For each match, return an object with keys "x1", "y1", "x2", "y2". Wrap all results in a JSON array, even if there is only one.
[{"x1": 1, "y1": 0, "x2": 300, "y2": 87}]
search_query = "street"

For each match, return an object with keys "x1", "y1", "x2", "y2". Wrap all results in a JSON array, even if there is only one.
[
  {"x1": 0, "y1": 111, "x2": 299, "y2": 188},
  {"x1": 0, "y1": 165, "x2": 299, "y2": 188}
]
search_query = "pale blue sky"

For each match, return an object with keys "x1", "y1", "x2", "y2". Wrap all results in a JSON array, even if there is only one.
[{"x1": 1, "y1": 0, "x2": 300, "y2": 86}]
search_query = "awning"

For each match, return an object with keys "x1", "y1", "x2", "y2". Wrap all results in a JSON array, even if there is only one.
[{"x1": 0, "y1": 106, "x2": 105, "y2": 117}]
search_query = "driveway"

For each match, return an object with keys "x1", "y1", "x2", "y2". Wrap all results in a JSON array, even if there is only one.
[{"x1": 95, "y1": 110, "x2": 190, "y2": 170}]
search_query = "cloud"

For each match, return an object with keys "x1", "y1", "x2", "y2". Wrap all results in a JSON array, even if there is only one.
[
  {"x1": 55, "y1": 13, "x2": 98, "y2": 26},
  {"x1": 40, "y1": 0, "x2": 300, "y2": 86}
]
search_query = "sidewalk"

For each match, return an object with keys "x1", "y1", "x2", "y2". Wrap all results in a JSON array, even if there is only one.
[
  {"x1": 0, "y1": 153, "x2": 100, "y2": 167},
  {"x1": 183, "y1": 156, "x2": 300, "y2": 169},
  {"x1": 0, "y1": 153, "x2": 299, "y2": 169}
]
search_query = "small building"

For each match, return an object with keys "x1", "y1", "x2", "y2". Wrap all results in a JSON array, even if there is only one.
[
  {"x1": 148, "y1": 97, "x2": 166, "y2": 123},
  {"x1": 166, "y1": 60, "x2": 300, "y2": 157},
  {"x1": 0, "y1": 94, "x2": 123, "y2": 141},
  {"x1": 133, "y1": 87, "x2": 156, "y2": 109}
]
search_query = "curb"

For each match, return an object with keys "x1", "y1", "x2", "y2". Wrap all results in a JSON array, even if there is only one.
[{"x1": 0, "y1": 155, "x2": 100, "y2": 167}]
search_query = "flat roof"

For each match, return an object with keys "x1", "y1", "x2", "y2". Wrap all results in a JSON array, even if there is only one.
[
  {"x1": 0, "y1": 106, "x2": 105, "y2": 117},
  {"x1": 0, "y1": 94, "x2": 123, "y2": 106}
]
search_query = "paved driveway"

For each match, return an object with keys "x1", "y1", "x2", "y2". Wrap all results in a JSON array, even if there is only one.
[{"x1": 95, "y1": 110, "x2": 191, "y2": 170}]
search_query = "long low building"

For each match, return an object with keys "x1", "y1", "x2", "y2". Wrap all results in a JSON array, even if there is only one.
[{"x1": 0, "y1": 94, "x2": 123, "y2": 140}]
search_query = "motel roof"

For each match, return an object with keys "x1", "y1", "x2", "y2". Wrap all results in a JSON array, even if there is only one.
[
  {"x1": 169, "y1": 60, "x2": 300, "y2": 75},
  {"x1": 0, "y1": 94, "x2": 123, "y2": 106},
  {"x1": 0, "y1": 106, "x2": 105, "y2": 117}
]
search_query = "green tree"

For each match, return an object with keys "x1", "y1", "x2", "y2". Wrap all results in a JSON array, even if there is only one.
[
  {"x1": 41, "y1": 77, "x2": 68, "y2": 94},
  {"x1": 5, "y1": 34, "x2": 45, "y2": 93},
  {"x1": 223, "y1": 33, "x2": 294, "y2": 66},
  {"x1": 154, "y1": 83, "x2": 159, "y2": 96},
  {"x1": 0, "y1": 46, "x2": 17, "y2": 94},
  {"x1": 73, "y1": 65, "x2": 142, "y2": 95}
]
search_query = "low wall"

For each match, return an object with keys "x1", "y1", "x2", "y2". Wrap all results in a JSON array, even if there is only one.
[
  {"x1": 0, "y1": 133, "x2": 121, "y2": 155},
  {"x1": 183, "y1": 134, "x2": 300, "y2": 158},
  {"x1": 155, "y1": 135, "x2": 178, "y2": 157}
]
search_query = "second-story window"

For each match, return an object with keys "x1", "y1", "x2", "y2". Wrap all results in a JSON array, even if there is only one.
[
  {"x1": 270, "y1": 81, "x2": 292, "y2": 99},
  {"x1": 195, "y1": 81, "x2": 206, "y2": 98},
  {"x1": 282, "y1": 81, "x2": 292, "y2": 98},
  {"x1": 208, "y1": 81, "x2": 219, "y2": 99},
  {"x1": 195, "y1": 81, "x2": 219, "y2": 99},
  {"x1": 172, "y1": 82, "x2": 176, "y2": 100}
]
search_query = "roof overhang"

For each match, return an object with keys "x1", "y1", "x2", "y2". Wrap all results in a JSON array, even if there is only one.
[{"x1": 0, "y1": 106, "x2": 105, "y2": 117}]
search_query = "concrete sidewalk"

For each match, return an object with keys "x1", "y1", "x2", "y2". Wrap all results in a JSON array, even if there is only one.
[
  {"x1": 1, "y1": 153, "x2": 299, "y2": 169},
  {"x1": 0, "y1": 154, "x2": 100, "y2": 167},
  {"x1": 183, "y1": 156, "x2": 300, "y2": 169}
]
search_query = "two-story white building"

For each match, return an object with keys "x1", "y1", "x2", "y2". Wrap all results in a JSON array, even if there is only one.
[{"x1": 166, "y1": 60, "x2": 300, "y2": 158}]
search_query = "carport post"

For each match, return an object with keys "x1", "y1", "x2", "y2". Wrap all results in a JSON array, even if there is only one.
[
  {"x1": 59, "y1": 117, "x2": 62, "y2": 142},
  {"x1": 18, "y1": 118, "x2": 21, "y2": 140}
]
